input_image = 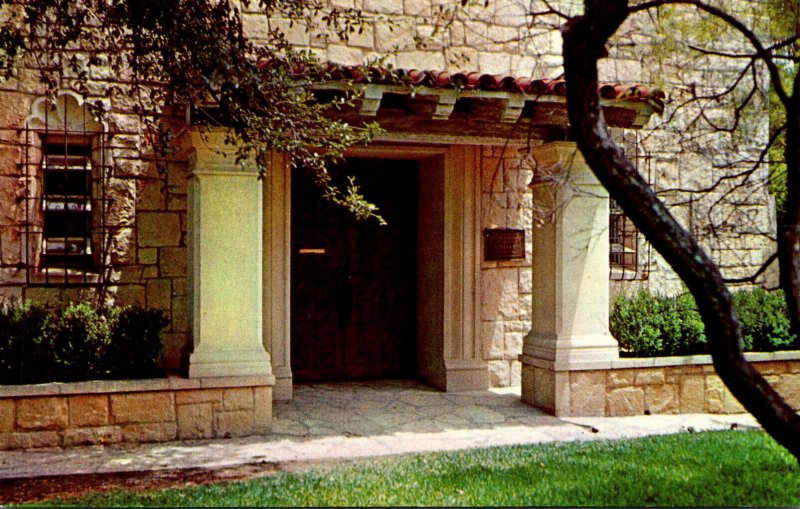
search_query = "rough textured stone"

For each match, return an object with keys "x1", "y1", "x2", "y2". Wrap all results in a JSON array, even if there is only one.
[
  {"x1": 482, "y1": 320, "x2": 505, "y2": 359},
  {"x1": 635, "y1": 369, "x2": 665, "y2": 385},
  {"x1": 223, "y1": 388, "x2": 254, "y2": 411},
  {"x1": 645, "y1": 384, "x2": 678, "y2": 414},
  {"x1": 214, "y1": 410, "x2": 255, "y2": 438},
  {"x1": 488, "y1": 360, "x2": 511, "y2": 386},
  {"x1": 138, "y1": 247, "x2": 158, "y2": 265},
  {"x1": 481, "y1": 268, "x2": 523, "y2": 321},
  {"x1": 62, "y1": 426, "x2": 122, "y2": 447},
  {"x1": 138, "y1": 212, "x2": 181, "y2": 247},
  {"x1": 7, "y1": 431, "x2": 61, "y2": 449},
  {"x1": 69, "y1": 395, "x2": 109, "y2": 427},
  {"x1": 569, "y1": 371, "x2": 606, "y2": 416},
  {"x1": 679, "y1": 375, "x2": 706, "y2": 413},
  {"x1": 172, "y1": 277, "x2": 188, "y2": 296},
  {"x1": 111, "y1": 393, "x2": 174, "y2": 424},
  {"x1": 504, "y1": 333, "x2": 524, "y2": 358},
  {"x1": 723, "y1": 389, "x2": 746, "y2": 414},
  {"x1": 136, "y1": 180, "x2": 165, "y2": 210},
  {"x1": 122, "y1": 422, "x2": 177, "y2": 443},
  {"x1": 175, "y1": 389, "x2": 223, "y2": 406},
  {"x1": 521, "y1": 365, "x2": 536, "y2": 406},
  {"x1": 0, "y1": 399, "x2": 14, "y2": 432},
  {"x1": 778, "y1": 374, "x2": 800, "y2": 408},
  {"x1": 509, "y1": 361, "x2": 521, "y2": 387},
  {"x1": 252, "y1": 387, "x2": 272, "y2": 433},
  {"x1": 160, "y1": 247, "x2": 186, "y2": 277},
  {"x1": 607, "y1": 369, "x2": 636, "y2": 387},
  {"x1": 177, "y1": 403, "x2": 213, "y2": 439},
  {"x1": 170, "y1": 296, "x2": 188, "y2": 333},
  {"x1": 116, "y1": 284, "x2": 146, "y2": 306},
  {"x1": 146, "y1": 278, "x2": 172, "y2": 311},
  {"x1": 606, "y1": 387, "x2": 645, "y2": 416},
  {"x1": 24, "y1": 287, "x2": 62, "y2": 307},
  {"x1": 705, "y1": 375, "x2": 725, "y2": 413},
  {"x1": 16, "y1": 397, "x2": 68, "y2": 431},
  {"x1": 756, "y1": 362, "x2": 788, "y2": 375}
]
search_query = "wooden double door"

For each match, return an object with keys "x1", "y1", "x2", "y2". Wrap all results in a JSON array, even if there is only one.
[{"x1": 290, "y1": 159, "x2": 418, "y2": 381}]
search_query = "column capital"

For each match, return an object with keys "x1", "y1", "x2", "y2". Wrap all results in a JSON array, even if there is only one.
[
  {"x1": 188, "y1": 128, "x2": 258, "y2": 176},
  {"x1": 528, "y1": 141, "x2": 599, "y2": 188}
]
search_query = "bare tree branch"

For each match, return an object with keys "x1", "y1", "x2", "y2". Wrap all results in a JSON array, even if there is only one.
[{"x1": 564, "y1": 0, "x2": 800, "y2": 461}]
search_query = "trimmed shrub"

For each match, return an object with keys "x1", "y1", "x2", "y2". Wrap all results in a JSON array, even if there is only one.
[
  {"x1": 0, "y1": 300, "x2": 168, "y2": 385},
  {"x1": 611, "y1": 291, "x2": 679, "y2": 357},
  {"x1": 733, "y1": 288, "x2": 797, "y2": 351},
  {"x1": 107, "y1": 306, "x2": 169, "y2": 379},
  {"x1": 611, "y1": 288, "x2": 796, "y2": 357},
  {"x1": 668, "y1": 292, "x2": 707, "y2": 356},
  {"x1": 42, "y1": 301, "x2": 113, "y2": 382},
  {"x1": 0, "y1": 301, "x2": 50, "y2": 384}
]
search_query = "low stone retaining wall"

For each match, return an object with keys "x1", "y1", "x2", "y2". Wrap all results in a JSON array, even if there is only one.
[
  {"x1": 522, "y1": 351, "x2": 800, "y2": 417},
  {"x1": 0, "y1": 375, "x2": 273, "y2": 450}
]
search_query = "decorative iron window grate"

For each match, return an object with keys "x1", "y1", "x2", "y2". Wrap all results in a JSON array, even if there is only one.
[
  {"x1": 608, "y1": 129, "x2": 652, "y2": 281},
  {"x1": 11, "y1": 92, "x2": 121, "y2": 286},
  {"x1": 609, "y1": 199, "x2": 650, "y2": 280}
]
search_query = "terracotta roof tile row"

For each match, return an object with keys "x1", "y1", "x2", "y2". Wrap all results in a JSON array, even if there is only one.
[{"x1": 258, "y1": 60, "x2": 666, "y2": 111}]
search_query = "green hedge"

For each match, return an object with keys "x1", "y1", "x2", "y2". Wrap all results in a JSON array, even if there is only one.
[
  {"x1": 611, "y1": 288, "x2": 799, "y2": 357},
  {"x1": 0, "y1": 300, "x2": 169, "y2": 385}
]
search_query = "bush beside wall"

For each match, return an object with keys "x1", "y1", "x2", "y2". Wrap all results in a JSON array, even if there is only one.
[
  {"x1": 611, "y1": 289, "x2": 798, "y2": 357},
  {"x1": 0, "y1": 301, "x2": 169, "y2": 384}
]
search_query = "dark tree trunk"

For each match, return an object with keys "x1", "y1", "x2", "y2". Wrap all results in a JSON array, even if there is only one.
[
  {"x1": 779, "y1": 71, "x2": 800, "y2": 337},
  {"x1": 562, "y1": 0, "x2": 800, "y2": 460}
]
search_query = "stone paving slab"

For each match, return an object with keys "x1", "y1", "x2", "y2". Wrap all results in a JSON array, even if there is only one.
[{"x1": 0, "y1": 381, "x2": 761, "y2": 480}]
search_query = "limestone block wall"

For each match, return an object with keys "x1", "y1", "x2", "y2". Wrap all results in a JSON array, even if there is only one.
[
  {"x1": 605, "y1": 5, "x2": 778, "y2": 297},
  {"x1": 0, "y1": 376, "x2": 272, "y2": 450},
  {"x1": 530, "y1": 353, "x2": 800, "y2": 417},
  {"x1": 0, "y1": 85, "x2": 192, "y2": 369},
  {"x1": 242, "y1": 0, "x2": 563, "y2": 77},
  {"x1": 479, "y1": 145, "x2": 533, "y2": 387}
]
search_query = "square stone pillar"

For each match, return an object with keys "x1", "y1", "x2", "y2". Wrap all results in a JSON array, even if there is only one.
[
  {"x1": 520, "y1": 141, "x2": 618, "y2": 416},
  {"x1": 187, "y1": 130, "x2": 275, "y2": 380}
]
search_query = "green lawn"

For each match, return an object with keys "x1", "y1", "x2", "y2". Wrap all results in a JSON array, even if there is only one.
[{"x1": 34, "y1": 430, "x2": 800, "y2": 507}]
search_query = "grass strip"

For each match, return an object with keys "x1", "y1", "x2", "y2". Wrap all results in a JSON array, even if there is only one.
[{"x1": 31, "y1": 430, "x2": 800, "y2": 507}]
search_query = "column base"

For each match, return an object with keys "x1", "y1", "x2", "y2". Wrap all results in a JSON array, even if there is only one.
[
  {"x1": 188, "y1": 348, "x2": 273, "y2": 378},
  {"x1": 521, "y1": 363, "x2": 570, "y2": 415},
  {"x1": 271, "y1": 367, "x2": 293, "y2": 401},
  {"x1": 520, "y1": 331, "x2": 619, "y2": 417},
  {"x1": 443, "y1": 359, "x2": 489, "y2": 391},
  {"x1": 522, "y1": 330, "x2": 619, "y2": 370}
]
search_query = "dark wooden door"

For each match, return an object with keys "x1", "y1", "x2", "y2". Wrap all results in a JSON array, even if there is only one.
[{"x1": 291, "y1": 158, "x2": 418, "y2": 381}]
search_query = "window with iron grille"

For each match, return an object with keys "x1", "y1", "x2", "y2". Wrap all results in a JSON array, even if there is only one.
[
  {"x1": 609, "y1": 199, "x2": 649, "y2": 280},
  {"x1": 12, "y1": 92, "x2": 120, "y2": 286},
  {"x1": 41, "y1": 136, "x2": 94, "y2": 269}
]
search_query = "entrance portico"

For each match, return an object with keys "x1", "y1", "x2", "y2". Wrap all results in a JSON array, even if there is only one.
[
  {"x1": 183, "y1": 67, "x2": 663, "y2": 426},
  {"x1": 261, "y1": 144, "x2": 486, "y2": 400}
]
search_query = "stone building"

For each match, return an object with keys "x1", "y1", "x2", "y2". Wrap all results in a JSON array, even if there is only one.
[{"x1": 0, "y1": 1, "x2": 794, "y2": 448}]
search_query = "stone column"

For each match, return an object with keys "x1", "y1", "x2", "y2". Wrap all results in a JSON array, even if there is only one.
[
  {"x1": 442, "y1": 145, "x2": 488, "y2": 391},
  {"x1": 187, "y1": 130, "x2": 274, "y2": 379},
  {"x1": 263, "y1": 151, "x2": 293, "y2": 400},
  {"x1": 520, "y1": 141, "x2": 618, "y2": 415}
]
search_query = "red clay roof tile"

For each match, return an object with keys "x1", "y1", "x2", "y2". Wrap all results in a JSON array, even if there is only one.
[{"x1": 258, "y1": 60, "x2": 666, "y2": 112}]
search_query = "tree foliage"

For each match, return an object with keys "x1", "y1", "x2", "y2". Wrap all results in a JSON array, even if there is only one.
[{"x1": 0, "y1": 0, "x2": 385, "y2": 218}]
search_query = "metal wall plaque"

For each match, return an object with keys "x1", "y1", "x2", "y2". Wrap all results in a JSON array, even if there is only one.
[{"x1": 483, "y1": 228, "x2": 525, "y2": 261}]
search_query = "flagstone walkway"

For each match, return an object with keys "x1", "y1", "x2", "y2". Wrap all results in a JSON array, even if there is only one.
[{"x1": 0, "y1": 380, "x2": 759, "y2": 480}]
